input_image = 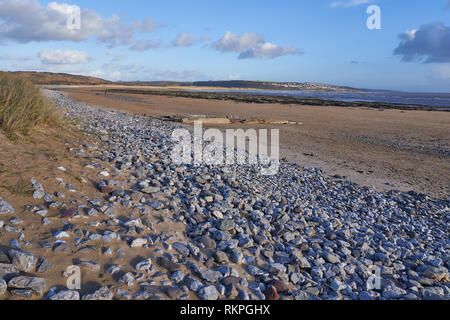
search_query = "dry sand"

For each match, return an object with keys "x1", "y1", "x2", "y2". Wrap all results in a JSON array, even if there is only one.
[{"x1": 59, "y1": 87, "x2": 450, "y2": 199}]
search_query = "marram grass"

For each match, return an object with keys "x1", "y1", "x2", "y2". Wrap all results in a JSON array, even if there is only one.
[{"x1": 0, "y1": 72, "x2": 58, "y2": 135}]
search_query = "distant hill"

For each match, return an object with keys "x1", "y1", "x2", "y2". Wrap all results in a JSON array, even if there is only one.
[
  {"x1": 6, "y1": 71, "x2": 364, "y2": 92},
  {"x1": 117, "y1": 80, "x2": 364, "y2": 92},
  {"x1": 8, "y1": 71, "x2": 111, "y2": 85},
  {"x1": 190, "y1": 81, "x2": 364, "y2": 92}
]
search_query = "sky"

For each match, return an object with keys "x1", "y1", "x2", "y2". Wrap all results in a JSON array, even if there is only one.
[{"x1": 0, "y1": 0, "x2": 449, "y2": 92}]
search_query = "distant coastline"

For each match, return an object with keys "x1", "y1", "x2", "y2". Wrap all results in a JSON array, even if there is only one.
[
  {"x1": 8, "y1": 71, "x2": 449, "y2": 110},
  {"x1": 96, "y1": 87, "x2": 450, "y2": 111}
]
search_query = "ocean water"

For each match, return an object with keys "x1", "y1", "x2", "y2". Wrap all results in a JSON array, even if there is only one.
[{"x1": 190, "y1": 89, "x2": 450, "y2": 110}]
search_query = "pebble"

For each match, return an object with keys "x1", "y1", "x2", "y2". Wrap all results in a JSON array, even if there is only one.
[
  {"x1": 198, "y1": 285, "x2": 219, "y2": 300},
  {"x1": 171, "y1": 271, "x2": 185, "y2": 283},
  {"x1": 166, "y1": 286, "x2": 184, "y2": 299},
  {"x1": 8, "y1": 276, "x2": 46, "y2": 296},
  {"x1": 219, "y1": 219, "x2": 235, "y2": 231},
  {"x1": 36, "y1": 258, "x2": 51, "y2": 273},
  {"x1": 8, "y1": 250, "x2": 37, "y2": 272},
  {"x1": 50, "y1": 290, "x2": 80, "y2": 300},
  {"x1": 173, "y1": 242, "x2": 190, "y2": 256},
  {"x1": 130, "y1": 238, "x2": 147, "y2": 248},
  {"x1": 135, "y1": 258, "x2": 152, "y2": 272},
  {"x1": 0, "y1": 279, "x2": 7, "y2": 295},
  {"x1": 121, "y1": 272, "x2": 135, "y2": 286},
  {"x1": 82, "y1": 287, "x2": 114, "y2": 300},
  {"x1": 0, "y1": 197, "x2": 15, "y2": 215},
  {"x1": 157, "y1": 257, "x2": 182, "y2": 272}
]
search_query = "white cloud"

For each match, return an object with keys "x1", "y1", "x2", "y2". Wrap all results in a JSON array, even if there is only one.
[
  {"x1": 330, "y1": 0, "x2": 374, "y2": 8},
  {"x1": 89, "y1": 69, "x2": 104, "y2": 78},
  {"x1": 227, "y1": 74, "x2": 241, "y2": 80},
  {"x1": 38, "y1": 49, "x2": 89, "y2": 64},
  {"x1": 173, "y1": 33, "x2": 197, "y2": 47},
  {"x1": 212, "y1": 31, "x2": 302, "y2": 59},
  {"x1": 239, "y1": 42, "x2": 300, "y2": 59},
  {"x1": 133, "y1": 17, "x2": 158, "y2": 33},
  {"x1": 130, "y1": 39, "x2": 161, "y2": 51},
  {"x1": 213, "y1": 31, "x2": 263, "y2": 53},
  {"x1": 399, "y1": 29, "x2": 417, "y2": 41},
  {"x1": 87, "y1": 69, "x2": 121, "y2": 81},
  {"x1": 0, "y1": 0, "x2": 160, "y2": 47}
]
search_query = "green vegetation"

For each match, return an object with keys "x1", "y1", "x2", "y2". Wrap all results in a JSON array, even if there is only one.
[
  {"x1": 0, "y1": 71, "x2": 58, "y2": 135},
  {"x1": 0, "y1": 178, "x2": 34, "y2": 196}
]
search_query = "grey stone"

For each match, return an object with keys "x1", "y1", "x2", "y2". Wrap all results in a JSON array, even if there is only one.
[
  {"x1": 0, "y1": 251, "x2": 8, "y2": 264},
  {"x1": 196, "y1": 266, "x2": 222, "y2": 283},
  {"x1": 141, "y1": 186, "x2": 160, "y2": 194},
  {"x1": 135, "y1": 258, "x2": 152, "y2": 272},
  {"x1": 8, "y1": 249, "x2": 37, "y2": 272},
  {"x1": 36, "y1": 258, "x2": 51, "y2": 273},
  {"x1": 50, "y1": 290, "x2": 80, "y2": 300},
  {"x1": 0, "y1": 279, "x2": 6, "y2": 295},
  {"x1": 0, "y1": 198, "x2": 15, "y2": 215},
  {"x1": 199, "y1": 235, "x2": 216, "y2": 249},
  {"x1": 0, "y1": 263, "x2": 19, "y2": 281},
  {"x1": 157, "y1": 257, "x2": 182, "y2": 272},
  {"x1": 166, "y1": 286, "x2": 184, "y2": 299},
  {"x1": 198, "y1": 285, "x2": 219, "y2": 300},
  {"x1": 322, "y1": 253, "x2": 341, "y2": 264},
  {"x1": 82, "y1": 286, "x2": 114, "y2": 300},
  {"x1": 11, "y1": 289, "x2": 33, "y2": 298},
  {"x1": 53, "y1": 242, "x2": 71, "y2": 253},
  {"x1": 8, "y1": 276, "x2": 46, "y2": 296},
  {"x1": 422, "y1": 267, "x2": 448, "y2": 282},
  {"x1": 173, "y1": 242, "x2": 190, "y2": 256},
  {"x1": 423, "y1": 287, "x2": 445, "y2": 300},
  {"x1": 219, "y1": 219, "x2": 235, "y2": 232},
  {"x1": 171, "y1": 271, "x2": 185, "y2": 284},
  {"x1": 130, "y1": 238, "x2": 147, "y2": 248},
  {"x1": 121, "y1": 272, "x2": 135, "y2": 286}
]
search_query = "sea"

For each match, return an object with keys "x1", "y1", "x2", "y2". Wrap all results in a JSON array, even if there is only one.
[{"x1": 189, "y1": 89, "x2": 450, "y2": 110}]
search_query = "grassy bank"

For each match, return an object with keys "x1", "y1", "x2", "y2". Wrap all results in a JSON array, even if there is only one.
[{"x1": 0, "y1": 72, "x2": 57, "y2": 135}]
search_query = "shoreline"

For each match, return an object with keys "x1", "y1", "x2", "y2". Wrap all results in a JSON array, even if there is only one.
[
  {"x1": 43, "y1": 86, "x2": 450, "y2": 111},
  {"x1": 102, "y1": 88, "x2": 449, "y2": 111}
]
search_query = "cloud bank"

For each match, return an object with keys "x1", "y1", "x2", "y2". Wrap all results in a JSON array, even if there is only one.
[
  {"x1": 330, "y1": 0, "x2": 373, "y2": 8},
  {"x1": 38, "y1": 49, "x2": 89, "y2": 64},
  {"x1": 0, "y1": 0, "x2": 159, "y2": 48},
  {"x1": 394, "y1": 22, "x2": 450, "y2": 63},
  {"x1": 172, "y1": 33, "x2": 197, "y2": 47},
  {"x1": 212, "y1": 31, "x2": 302, "y2": 59}
]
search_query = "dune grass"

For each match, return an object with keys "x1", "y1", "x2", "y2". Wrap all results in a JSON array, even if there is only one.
[{"x1": 0, "y1": 71, "x2": 58, "y2": 136}]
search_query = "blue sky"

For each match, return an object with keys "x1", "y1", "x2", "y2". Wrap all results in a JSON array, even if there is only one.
[{"x1": 0, "y1": 0, "x2": 449, "y2": 92}]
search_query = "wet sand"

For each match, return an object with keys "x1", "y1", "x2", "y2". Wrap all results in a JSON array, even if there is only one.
[{"x1": 58, "y1": 87, "x2": 450, "y2": 199}]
